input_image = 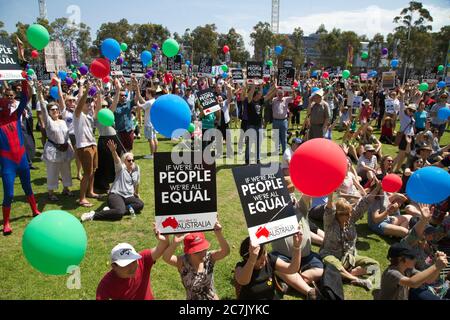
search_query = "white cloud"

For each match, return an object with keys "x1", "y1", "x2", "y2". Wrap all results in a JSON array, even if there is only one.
[{"x1": 278, "y1": 4, "x2": 450, "y2": 37}]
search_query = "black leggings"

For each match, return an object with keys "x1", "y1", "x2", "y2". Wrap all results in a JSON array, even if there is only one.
[{"x1": 93, "y1": 193, "x2": 144, "y2": 221}]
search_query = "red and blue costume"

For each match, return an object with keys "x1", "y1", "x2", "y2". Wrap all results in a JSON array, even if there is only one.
[{"x1": 0, "y1": 82, "x2": 40, "y2": 236}]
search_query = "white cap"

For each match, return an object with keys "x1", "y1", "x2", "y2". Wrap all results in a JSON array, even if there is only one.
[
  {"x1": 311, "y1": 89, "x2": 324, "y2": 97},
  {"x1": 110, "y1": 243, "x2": 142, "y2": 267}
]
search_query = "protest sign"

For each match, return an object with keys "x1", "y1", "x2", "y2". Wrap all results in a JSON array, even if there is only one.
[
  {"x1": 231, "y1": 68, "x2": 244, "y2": 84},
  {"x1": 282, "y1": 59, "x2": 294, "y2": 69},
  {"x1": 232, "y1": 165, "x2": 299, "y2": 245},
  {"x1": 69, "y1": 41, "x2": 79, "y2": 64},
  {"x1": 198, "y1": 58, "x2": 213, "y2": 77},
  {"x1": 30, "y1": 62, "x2": 52, "y2": 83},
  {"x1": 154, "y1": 152, "x2": 217, "y2": 234},
  {"x1": 167, "y1": 55, "x2": 182, "y2": 75},
  {"x1": 382, "y1": 71, "x2": 396, "y2": 90},
  {"x1": 246, "y1": 61, "x2": 263, "y2": 84},
  {"x1": 360, "y1": 73, "x2": 368, "y2": 81},
  {"x1": 110, "y1": 61, "x2": 123, "y2": 76},
  {"x1": 130, "y1": 59, "x2": 145, "y2": 78},
  {"x1": 0, "y1": 37, "x2": 23, "y2": 81},
  {"x1": 352, "y1": 96, "x2": 363, "y2": 109},
  {"x1": 44, "y1": 41, "x2": 66, "y2": 72},
  {"x1": 278, "y1": 68, "x2": 295, "y2": 90},
  {"x1": 196, "y1": 88, "x2": 220, "y2": 116}
]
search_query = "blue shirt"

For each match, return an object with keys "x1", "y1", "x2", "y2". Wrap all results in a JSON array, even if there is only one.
[
  {"x1": 414, "y1": 111, "x2": 427, "y2": 129},
  {"x1": 114, "y1": 101, "x2": 133, "y2": 133},
  {"x1": 312, "y1": 196, "x2": 328, "y2": 208}
]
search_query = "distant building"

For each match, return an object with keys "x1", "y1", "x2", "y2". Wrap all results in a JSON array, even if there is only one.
[{"x1": 302, "y1": 33, "x2": 321, "y2": 63}]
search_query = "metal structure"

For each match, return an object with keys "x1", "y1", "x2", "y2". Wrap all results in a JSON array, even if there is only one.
[
  {"x1": 271, "y1": 0, "x2": 280, "y2": 34},
  {"x1": 38, "y1": 0, "x2": 47, "y2": 20}
]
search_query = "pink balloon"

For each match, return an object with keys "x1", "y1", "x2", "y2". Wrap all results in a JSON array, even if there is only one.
[{"x1": 322, "y1": 72, "x2": 329, "y2": 79}]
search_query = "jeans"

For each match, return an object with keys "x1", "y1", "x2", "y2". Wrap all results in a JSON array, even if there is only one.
[
  {"x1": 245, "y1": 125, "x2": 263, "y2": 164},
  {"x1": 93, "y1": 193, "x2": 144, "y2": 221},
  {"x1": 273, "y1": 119, "x2": 288, "y2": 154}
]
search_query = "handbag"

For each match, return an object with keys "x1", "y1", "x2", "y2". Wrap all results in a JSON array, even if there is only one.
[{"x1": 48, "y1": 139, "x2": 69, "y2": 152}]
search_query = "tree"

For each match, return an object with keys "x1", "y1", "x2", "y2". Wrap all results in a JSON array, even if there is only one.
[
  {"x1": 131, "y1": 23, "x2": 170, "y2": 57},
  {"x1": 51, "y1": 18, "x2": 91, "y2": 62},
  {"x1": 250, "y1": 22, "x2": 274, "y2": 61},
  {"x1": 0, "y1": 21, "x2": 8, "y2": 38},
  {"x1": 217, "y1": 28, "x2": 250, "y2": 66},
  {"x1": 191, "y1": 24, "x2": 219, "y2": 63},
  {"x1": 315, "y1": 28, "x2": 341, "y2": 67},
  {"x1": 316, "y1": 24, "x2": 328, "y2": 35},
  {"x1": 10, "y1": 18, "x2": 53, "y2": 60},
  {"x1": 94, "y1": 19, "x2": 133, "y2": 51},
  {"x1": 369, "y1": 33, "x2": 385, "y2": 69},
  {"x1": 431, "y1": 26, "x2": 450, "y2": 71}
]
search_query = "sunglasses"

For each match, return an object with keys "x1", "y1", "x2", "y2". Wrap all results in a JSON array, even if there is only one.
[
  {"x1": 126, "y1": 159, "x2": 135, "y2": 163},
  {"x1": 50, "y1": 108, "x2": 59, "y2": 112},
  {"x1": 6, "y1": 95, "x2": 14, "y2": 98},
  {"x1": 120, "y1": 94, "x2": 127, "y2": 97}
]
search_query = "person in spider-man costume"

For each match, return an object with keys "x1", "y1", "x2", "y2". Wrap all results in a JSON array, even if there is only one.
[{"x1": 0, "y1": 81, "x2": 40, "y2": 236}]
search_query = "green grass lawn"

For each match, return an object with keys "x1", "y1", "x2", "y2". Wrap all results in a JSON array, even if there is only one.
[{"x1": 0, "y1": 111, "x2": 448, "y2": 300}]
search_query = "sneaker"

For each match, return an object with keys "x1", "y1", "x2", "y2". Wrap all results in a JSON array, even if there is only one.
[
  {"x1": 143, "y1": 154, "x2": 154, "y2": 159},
  {"x1": 306, "y1": 288, "x2": 318, "y2": 300},
  {"x1": 103, "y1": 207, "x2": 110, "y2": 211},
  {"x1": 81, "y1": 211, "x2": 95, "y2": 222}
]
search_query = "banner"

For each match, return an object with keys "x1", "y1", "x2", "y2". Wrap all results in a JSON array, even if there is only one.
[
  {"x1": 231, "y1": 68, "x2": 244, "y2": 84},
  {"x1": 167, "y1": 55, "x2": 182, "y2": 75},
  {"x1": 382, "y1": 71, "x2": 396, "y2": 90},
  {"x1": 130, "y1": 60, "x2": 145, "y2": 78},
  {"x1": 196, "y1": 88, "x2": 220, "y2": 116},
  {"x1": 246, "y1": 61, "x2": 263, "y2": 84},
  {"x1": 44, "y1": 41, "x2": 67, "y2": 72},
  {"x1": 69, "y1": 41, "x2": 79, "y2": 64},
  {"x1": 30, "y1": 62, "x2": 52, "y2": 83},
  {"x1": 154, "y1": 153, "x2": 217, "y2": 235},
  {"x1": 198, "y1": 58, "x2": 213, "y2": 77},
  {"x1": 110, "y1": 61, "x2": 123, "y2": 76},
  {"x1": 283, "y1": 59, "x2": 294, "y2": 69},
  {"x1": 232, "y1": 165, "x2": 299, "y2": 245},
  {"x1": 263, "y1": 65, "x2": 272, "y2": 78},
  {"x1": 278, "y1": 68, "x2": 295, "y2": 90},
  {"x1": 0, "y1": 37, "x2": 24, "y2": 81}
]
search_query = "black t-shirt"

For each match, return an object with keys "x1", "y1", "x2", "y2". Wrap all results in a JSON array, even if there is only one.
[
  {"x1": 236, "y1": 253, "x2": 280, "y2": 300},
  {"x1": 246, "y1": 98, "x2": 264, "y2": 127}
]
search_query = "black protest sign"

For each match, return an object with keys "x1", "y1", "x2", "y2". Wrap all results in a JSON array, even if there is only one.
[
  {"x1": 154, "y1": 152, "x2": 217, "y2": 234},
  {"x1": 278, "y1": 68, "x2": 295, "y2": 89},
  {"x1": 263, "y1": 65, "x2": 271, "y2": 77},
  {"x1": 0, "y1": 37, "x2": 23, "y2": 81},
  {"x1": 232, "y1": 165, "x2": 299, "y2": 245},
  {"x1": 283, "y1": 59, "x2": 294, "y2": 69},
  {"x1": 246, "y1": 61, "x2": 263, "y2": 79},
  {"x1": 231, "y1": 68, "x2": 244, "y2": 84},
  {"x1": 167, "y1": 55, "x2": 182, "y2": 75},
  {"x1": 30, "y1": 63, "x2": 52, "y2": 83},
  {"x1": 198, "y1": 58, "x2": 213, "y2": 77},
  {"x1": 196, "y1": 88, "x2": 221, "y2": 116},
  {"x1": 130, "y1": 60, "x2": 144, "y2": 77},
  {"x1": 110, "y1": 61, "x2": 123, "y2": 76}
]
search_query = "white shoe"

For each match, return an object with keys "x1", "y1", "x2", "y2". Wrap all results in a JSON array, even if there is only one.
[
  {"x1": 143, "y1": 154, "x2": 154, "y2": 159},
  {"x1": 103, "y1": 207, "x2": 110, "y2": 211},
  {"x1": 81, "y1": 211, "x2": 95, "y2": 222}
]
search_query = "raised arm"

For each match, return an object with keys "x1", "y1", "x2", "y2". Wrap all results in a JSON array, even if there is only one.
[
  {"x1": 247, "y1": 84, "x2": 256, "y2": 104},
  {"x1": 211, "y1": 220, "x2": 230, "y2": 263},
  {"x1": 162, "y1": 234, "x2": 188, "y2": 270},
  {"x1": 150, "y1": 223, "x2": 170, "y2": 261},
  {"x1": 36, "y1": 82, "x2": 49, "y2": 126},
  {"x1": 106, "y1": 140, "x2": 121, "y2": 165},
  {"x1": 235, "y1": 242, "x2": 260, "y2": 286},
  {"x1": 109, "y1": 79, "x2": 121, "y2": 113},
  {"x1": 274, "y1": 231, "x2": 302, "y2": 274},
  {"x1": 399, "y1": 253, "x2": 448, "y2": 288},
  {"x1": 75, "y1": 83, "x2": 88, "y2": 118},
  {"x1": 55, "y1": 77, "x2": 66, "y2": 112}
]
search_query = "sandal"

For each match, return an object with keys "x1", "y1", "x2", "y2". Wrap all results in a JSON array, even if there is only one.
[
  {"x1": 79, "y1": 202, "x2": 94, "y2": 208},
  {"x1": 87, "y1": 194, "x2": 100, "y2": 199}
]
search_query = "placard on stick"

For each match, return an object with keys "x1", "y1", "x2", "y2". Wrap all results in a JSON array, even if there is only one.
[
  {"x1": 198, "y1": 58, "x2": 213, "y2": 78},
  {"x1": 278, "y1": 68, "x2": 295, "y2": 91},
  {"x1": 232, "y1": 164, "x2": 299, "y2": 245},
  {"x1": 154, "y1": 152, "x2": 217, "y2": 234},
  {"x1": 130, "y1": 60, "x2": 145, "y2": 78},
  {"x1": 246, "y1": 61, "x2": 263, "y2": 85},
  {"x1": 196, "y1": 88, "x2": 220, "y2": 116},
  {"x1": 231, "y1": 68, "x2": 244, "y2": 84},
  {"x1": 167, "y1": 55, "x2": 182, "y2": 75},
  {"x1": 382, "y1": 71, "x2": 396, "y2": 90},
  {"x1": 0, "y1": 37, "x2": 24, "y2": 81}
]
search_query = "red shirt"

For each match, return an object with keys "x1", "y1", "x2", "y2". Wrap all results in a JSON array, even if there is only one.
[
  {"x1": 164, "y1": 73, "x2": 173, "y2": 85},
  {"x1": 381, "y1": 124, "x2": 393, "y2": 137},
  {"x1": 96, "y1": 250, "x2": 155, "y2": 300}
]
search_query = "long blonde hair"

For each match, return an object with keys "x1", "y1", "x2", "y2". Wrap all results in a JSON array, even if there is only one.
[{"x1": 121, "y1": 152, "x2": 135, "y2": 168}]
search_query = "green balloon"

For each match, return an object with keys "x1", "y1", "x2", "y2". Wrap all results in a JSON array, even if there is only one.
[
  {"x1": 188, "y1": 123, "x2": 195, "y2": 133},
  {"x1": 361, "y1": 52, "x2": 369, "y2": 60},
  {"x1": 98, "y1": 108, "x2": 115, "y2": 127},
  {"x1": 22, "y1": 211, "x2": 87, "y2": 275},
  {"x1": 221, "y1": 65, "x2": 228, "y2": 72},
  {"x1": 438, "y1": 65, "x2": 444, "y2": 72},
  {"x1": 267, "y1": 60, "x2": 273, "y2": 67},
  {"x1": 120, "y1": 43, "x2": 128, "y2": 52},
  {"x1": 27, "y1": 69, "x2": 35, "y2": 76},
  {"x1": 342, "y1": 70, "x2": 351, "y2": 79},
  {"x1": 419, "y1": 82, "x2": 429, "y2": 92},
  {"x1": 26, "y1": 24, "x2": 50, "y2": 50},
  {"x1": 71, "y1": 72, "x2": 77, "y2": 79},
  {"x1": 162, "y1": 39, "x2": 180, "y2": 58}
]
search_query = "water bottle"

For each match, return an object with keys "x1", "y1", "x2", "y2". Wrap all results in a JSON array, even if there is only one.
[{"x1": 128, "y1": 205, "x2": 136, "y2": 220}]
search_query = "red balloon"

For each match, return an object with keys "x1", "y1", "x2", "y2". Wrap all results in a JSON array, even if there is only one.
[
  {"x1": 102, "y1": 76, "x2": 110, "y2": 84},
  {"x1": 223, "y1": 45, "x2": 230, "y2": 54},
  {"x1": 31, "y1": 50, "x2": 39, "y2": 59},
  {"x1": 322, "y1": 72, "x2": 329, "y2": 79},
  {"x1": 290, "y1": 139, "x2": 347, "y2": 197},
  {"x1": 293, "y1": 81, "x2": 299, "y2": 88},
  {"x1": 21, "y1": 71, "x2": 27, "y2": 78},
  {"x1": 90, "y1": 58, "x2": 110, "y2": 79},
  {"x1": 382, "y1": 174, "x2": 403, "y2": 193}
]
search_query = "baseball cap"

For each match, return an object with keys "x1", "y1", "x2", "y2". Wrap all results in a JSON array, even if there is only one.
[
  {"x1": 406, "y1": 104, "x2": 417, "y2": 111},
  {"x1": 388, "y1": 243, "x2": 417, "y2": 260},
  {"x1": 363, "y1": 99, "x2": 371, "y2": 105},
  {"x1": 292, "y1": 138, "x2": 303, "y2": 145},
  {"x1": 364, "y1": 145, "x2": 375, "y2": 152},
  {"x1": 111, "y1": 243, "x2": 142, "y2": 267},
  {"x1": 311, "y1": 89, "x2": 324, "y2": 98},
  {"x1": 184, "y1": 232, "x2": 210, "y2": 255}
]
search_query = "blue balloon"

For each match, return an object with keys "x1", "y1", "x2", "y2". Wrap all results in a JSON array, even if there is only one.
[
  {"x1": 50, "y1": 86, "x2": 59, "y2": 100},
  {"x1": 312, "y1": 87, "x2": 320, "y2": 93},
  {"x1": 438, "y1": 81, "x2": 446, "y2": 89},
  {"x1": 406, "y1": 167, "x2": 450, "y2": 205},
  {"x1": 312, "y1": 71, "x2": 318, "y2": 77},
  {"x1": 438, "y1": 107, "x2": 450, "y2": 121},
  {"x1": 150, "y1": 94, "x2": 191, "y2": 138},
  {"x1": 101, "y1": 38, "x2": 121, "y2": 61},
  {"x1": 58, "y1": 71, "x2": 67, "y2": 81},
  {"x1": 141, "y1": 50, "x2": 152, "y2": 66},
  {"x1": 391, "y1": 59, "x2": 399, "y2": 69},
  {"x1": 222, "y1": 72, "x2": 228, "y2": 79},
  {"x1": 368, "y1": 71, "x2": 378, "y2": 78},
  {"x1": 275, "y1": 45, "x2": 283, "y2": 55},
  {"x1": 185, "y1": 60, "x2": 191, "y2": 66}
]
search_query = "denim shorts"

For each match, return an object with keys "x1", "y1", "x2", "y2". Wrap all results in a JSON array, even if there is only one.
[
  {"x1": 273, "y1": 251, "x2": 324, "y2": 272},
  {"x1": 144, "y1": 126, "x2": 157, "y2": 140},
  {"x1": 368, "y1": 217, "x2": 392, "y2": 236}
]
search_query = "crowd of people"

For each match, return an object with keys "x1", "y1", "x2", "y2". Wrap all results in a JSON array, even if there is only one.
[{"x1": 0, "y1": 65, "x2": 449, "y2": 301}]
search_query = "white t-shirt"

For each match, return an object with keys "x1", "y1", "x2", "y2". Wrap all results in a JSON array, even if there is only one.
[
  {"x1": 281, "y1": 148, "x2": 294, "y2": 170},
  {"x1": 73, "y1": 111, "x2": 96, "y2": 149},
  {"x1": 221, "y1": 101, "x2": 230, "y2": 124},
  {"x1": 357, "y1": 155, "x2": 377, "y2": 175},
  {"x1": 63, "y1": 109, "x2": 75, "y2": 135},
  {"x1": 339, "y1": 172, "x2": 357, "y2": 195},
  {"x1": 141, "y1": 98, "x2": 156, "y2": 128},
  {"x1": 36, "y1": 100, "x2": 47, "y2": 112}
]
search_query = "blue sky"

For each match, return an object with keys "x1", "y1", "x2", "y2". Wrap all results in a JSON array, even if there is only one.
[{"x1": 1, "y1": 0, "x2": 449, "y2": 50}]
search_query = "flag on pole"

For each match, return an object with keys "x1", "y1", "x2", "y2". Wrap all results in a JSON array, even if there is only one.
[{"x1": 15, "y1": 35, "x2": 25, "y2": 61}]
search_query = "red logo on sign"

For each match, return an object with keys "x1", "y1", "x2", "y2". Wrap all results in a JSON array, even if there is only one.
[
  {"x1": 162, "y1": 217, "x2": 179, "y2": 229},
  {"x1": 255, "y1": 226, "x2": 269, "y2": 239}
]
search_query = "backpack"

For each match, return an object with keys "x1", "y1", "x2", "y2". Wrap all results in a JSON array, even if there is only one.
[{"x1": 318, "y1": 264, "x2": 345, "y2": 300}]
